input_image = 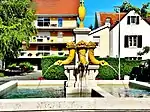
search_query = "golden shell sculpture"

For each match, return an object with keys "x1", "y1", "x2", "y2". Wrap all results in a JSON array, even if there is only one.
[{"x1": 76, "y1": 40, "x2": 87, "y2": 48}]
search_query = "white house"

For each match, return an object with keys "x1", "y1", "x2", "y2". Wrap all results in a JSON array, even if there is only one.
[
  {"x1": 95, "y1": 10, "x2": 150, "y2": 60},
  {"x1": 110, "y1": 10, "x2": 150, "y2": 60},
  {"x1": 88, "y1": 25, "x2": 110, "y2": 57}
]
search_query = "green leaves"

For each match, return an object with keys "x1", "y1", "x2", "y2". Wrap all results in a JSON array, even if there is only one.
[
  {"x1": 0, "y1": 0, "x2": 36, "y2": 62},
  {"x1": 41, "y1": 56, "x2": 67, "y2": 80},
  {"x1": 97, "y1": 58, "x2": 141, "y2": 80},
  {"x1": 137, "y1": 46, "x2": 150, "y2": 56},
  {"x1": 115, "y1": 0, "x2": 150, "y2": 18},
  {"x1": 43, "y1": 65, "x2": 67, "y2": 80}
]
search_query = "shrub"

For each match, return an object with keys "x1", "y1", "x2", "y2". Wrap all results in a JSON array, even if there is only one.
[
  {"x1": 19, "y1": 62, "x2": 34, "y2": 72},
  {"x1": 0, "y1": 73, "x2": 4, "y2": 77},
  {"x1": 41, "y1": 56, "x2": 67, "y2": 80},
  {"x1": 96, "y1": 58, "x2": 141, "y2": 80},
  {"x1": 42, "y1": 56, "x2": 141, "y2": 80},
  {"x1": 43, "y1": 65, "x2": 67, "y2": 80},
  {"x1": 8, "y1": 63, "x2": 17, "y2": 70}
]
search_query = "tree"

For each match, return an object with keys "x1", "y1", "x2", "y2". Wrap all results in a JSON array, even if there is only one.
[
  {"x1": 0, "y1": 0, "x2": 36, "y2": 69},
  {"x1": 88, "y1": 24, "x2": 94, "y2": 30},
  {"x1": 115, "y1": 1, "x2": 150, "y2": 18},
  {"x1": 137, "y1": 46, "x2": 150, "y2": 56},
  {"x1": 141, "y1": 3, "x2": 150, "y2": 18}
]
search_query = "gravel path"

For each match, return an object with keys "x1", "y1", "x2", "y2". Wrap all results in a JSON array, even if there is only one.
[{"x1": 0, "y1": 70, "x2": 42, "y2": 85}]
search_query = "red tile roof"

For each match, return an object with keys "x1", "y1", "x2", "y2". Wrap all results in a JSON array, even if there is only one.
[
  {"x1": 99, "y1": 12, "x2": 126, "y2": 27},
  {"x1": 33, "y1": 0, "x2": 80, "y2": 15}
]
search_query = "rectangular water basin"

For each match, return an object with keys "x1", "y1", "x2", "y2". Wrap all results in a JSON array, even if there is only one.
[
  {"x1": 0, "y1": 86, "x2": 64, "y2": 99},
  {"x1": 0, "y1": 80, "x2": 98, "y2": 99},
  {"x1": 0, "y1": 80, "x2": 65, "y2": 99},
  {"x1": 0, "y1": 80, "x2": 150, "y2": 112},
  {"x1": 97, "y1": 80, "x2": 150, "y2": 98}
]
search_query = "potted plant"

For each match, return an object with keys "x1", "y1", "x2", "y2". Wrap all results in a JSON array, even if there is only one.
[
  {"x1": 19, "y1": 62, "x2": 34, "y2": 73},
  {"x1": 58, "y1": 52, "x2": 64, "y2": 55},
  {"x1": 8, "y1": 63, "x2": 17, "y2": 70}
]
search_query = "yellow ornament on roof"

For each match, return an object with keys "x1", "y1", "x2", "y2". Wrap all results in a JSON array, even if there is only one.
[{"x1": 78, "y1": 0, "x2": 86, "y2": 28}]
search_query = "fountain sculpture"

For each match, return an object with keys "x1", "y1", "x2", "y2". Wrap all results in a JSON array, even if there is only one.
[
  {"x1": 54, "y1": 41, "x2": 109, "y2": 96},
  {"x1": 52, "y1": 0, "x2": 109, "y2": 96}
]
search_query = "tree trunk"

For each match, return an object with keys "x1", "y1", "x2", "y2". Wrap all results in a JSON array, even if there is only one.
[{"x1": 2, "y1": 59, "x2": 5, "y2": 70}]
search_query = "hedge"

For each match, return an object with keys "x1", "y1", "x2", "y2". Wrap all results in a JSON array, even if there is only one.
[
  {"x1": 41, "y1": 56, "x2": 67, "y2": 80},
  {"x1": 96, "y1": 58, "x2": 141, "y2": 80},
  {"x1": 41, "y1": 56, "x2": 142, "y2": 80}
]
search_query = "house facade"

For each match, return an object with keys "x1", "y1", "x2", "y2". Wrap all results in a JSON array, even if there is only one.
[
  {"x1": 19, "y1": 0, "x2": 80, "y2": 58},
  {"x1": 95, "y1": 10, "x2": 150, "y2": 60},
  {"x1": 89, "y1": 25, "x2": 110, "y2": 57}
]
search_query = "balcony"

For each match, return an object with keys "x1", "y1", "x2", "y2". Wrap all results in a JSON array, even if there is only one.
[
  {"x1": 35, "y1": 17, "x2": 77, "y2": 30},
  {"x1": 22, "y1": 36, "x2": 74, "y2": 44},
  {"x1": 19, "y1": 50, "x2": 69, "y2": 58},
  {"x1": 36, "y1": 22, "x2": 76, "y2": 30}
]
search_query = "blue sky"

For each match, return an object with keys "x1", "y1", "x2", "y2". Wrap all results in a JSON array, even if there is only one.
[{"x1": 83, "y1": 0, "x2": 150, "y2": 27}]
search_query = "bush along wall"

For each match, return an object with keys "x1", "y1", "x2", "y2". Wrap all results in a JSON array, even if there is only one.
[
  {"x1": 96, "y1": 58, "x2": 142, "y2": 80},
  {"x1": 41, "y1": 56, "x2": 67, "y2": 80}
]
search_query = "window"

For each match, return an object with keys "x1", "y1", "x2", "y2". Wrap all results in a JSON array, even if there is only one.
[
  {"x1": 131, "y1": 16, "x2": 136, "y2": 23},
  {"x1": 37, "y1": 17, "x2": 50, "y2": 27},
  {"x1": 58, "y1": 18, "x2": 63, "y2": 27},
  {"x1": 47, "y1": 36, "x2": 50, "y2": 40},
  {"x1": 55, "y1": 44, "x2": 66, "y2": 51},
  {"x1": 58, "y1": 47, "x2": 63, "y2": 51},
  {"x1": 124, "y1": 35, "x2": 142, "y2": 48},
  {"x1": 37, "y1": 39, "x2": 43, "y2": 42},
  {"x1": 125, "y1": 57, "x2": 142, "y2": 60},
  {"x1": 38, "y1": 46, "x2": 50, "y2": 51},
  {"x1": 127, "y1": 16, "x2": 139, "y2": 25},
  {"x1": 138, "y1": 57, "x2": 142, "y2": 60},
  {"x1": 128, "y1": 36, "x2": 137, "y2": 47},
  {"x1": 93, "y1": 36, "x2": 100, "y2": 38},
  {"x1": 105, "y1": 17, "x2": 110, "y2": 23}
]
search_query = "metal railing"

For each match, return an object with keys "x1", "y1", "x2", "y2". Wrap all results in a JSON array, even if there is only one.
[
  {"x1": 19, "y1": 51, "x2": 69, "y2": 58},
  {"x1": 27, "y1": 36, "x2": 74, "y2": 44}
]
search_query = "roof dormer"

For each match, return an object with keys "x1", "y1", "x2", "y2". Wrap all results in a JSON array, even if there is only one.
[{"x1": 105, "y1": 17, "x2": 111, "y2": 27}]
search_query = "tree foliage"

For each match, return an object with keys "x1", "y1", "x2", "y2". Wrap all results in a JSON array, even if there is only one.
[
  {"x1": 88, "y1": 24, "x2": 94, "y2": 30},
  {"x1": 137, "y1": 46, "x2": 150, "y2": 56},
  {"x1": 115, "y1": 1, "x2": 150, "y2": 18},
  {"x1": 0, "y1": 0, "x2": 36, "y2": 65}
]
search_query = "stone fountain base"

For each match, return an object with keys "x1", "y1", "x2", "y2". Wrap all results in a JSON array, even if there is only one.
[
  {"x1": 64, "y1": 65, "x2": 99, "y2": 97},
  {"x1": 0, "y1": 80, "x2": 150, "y2": 111},
  {"x1": 66, "y1": 80, "x2": 93, "y2": 97}
]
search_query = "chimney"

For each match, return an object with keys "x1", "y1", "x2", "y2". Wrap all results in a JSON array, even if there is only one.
[{"x1": 105, "y1": 17, "x2": 111, "y2": 27}]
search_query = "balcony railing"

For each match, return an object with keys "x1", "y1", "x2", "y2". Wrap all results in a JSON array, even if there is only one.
[
  {"x1": 35, "y1": 22, "x2": 76, "y2": 29},
  {"x1": 23, "y1": 36, "x2": 74, "y2": 44},
  {"x1": 30, "y1": 36, "x2": 51, "y2": 43},
  {"x1": 19, "y1": 50, "x2": 69, "y2": 58}
]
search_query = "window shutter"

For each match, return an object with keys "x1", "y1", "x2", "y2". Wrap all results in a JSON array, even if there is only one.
[
  {"x1": 136, "y1": 16, "x2": 139, "y2": 24},
  {"x1": 124, "y1": 35, "x2": 129, "y2": 48},
  {"x1": 138, "y1": 35, "x2": 142, "y2": 48},
  {"x1": 127, "y1": 16, "x2": 130, "y2": 25}
]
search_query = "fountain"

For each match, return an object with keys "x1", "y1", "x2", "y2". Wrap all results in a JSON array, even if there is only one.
[
  {"x1": 0, "y1": 0, "x2": 150, "y2": 111},
  {"x1": 54, "y1": 40, "x2": 108, "y2": 97}
]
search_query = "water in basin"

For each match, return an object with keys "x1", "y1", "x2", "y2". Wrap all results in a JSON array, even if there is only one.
[
  {"x1": 99, "y1": 84, "x2": 150, "y2": 98},
  {"x1": 0, "y1": 86, "x2": 64, "y2": 99}
]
